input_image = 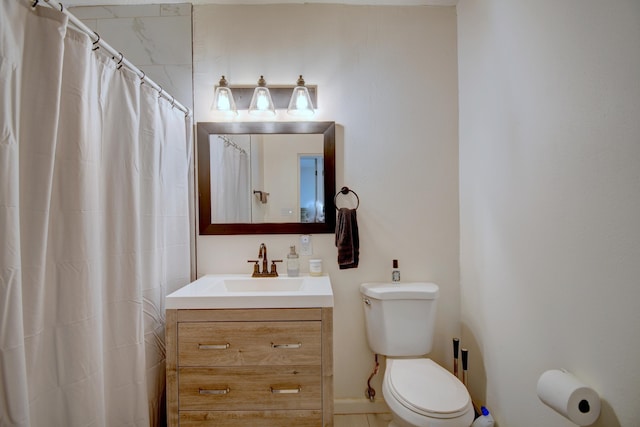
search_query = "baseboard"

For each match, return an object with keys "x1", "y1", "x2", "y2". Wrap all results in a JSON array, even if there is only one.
[{"x1": 334, "y1": 398, "x2": 390, "y2": 414}]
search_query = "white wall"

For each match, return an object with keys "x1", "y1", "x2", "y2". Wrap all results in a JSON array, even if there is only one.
[
  {"x1": 193, "y1": 4, "x2": 459, "y2": 408},
  {"x1": 458, "y1": 1, "x2": 640, "y2": 426},
  {"x1": 71, "y1": 4, "x2": 193, "y2": 110}
]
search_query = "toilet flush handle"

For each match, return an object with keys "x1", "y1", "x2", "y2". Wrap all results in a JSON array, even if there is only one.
[{"x1": 362, "y1": 298, "x2": 371, "y2": 305}]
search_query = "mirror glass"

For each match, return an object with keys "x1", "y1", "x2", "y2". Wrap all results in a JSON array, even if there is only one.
[
  {"x1": 198, "y1": 122, "x2": 336, "y2": 235},
  {"x1": 209, "y1": 133, "x2": 324, "y2": 224}
]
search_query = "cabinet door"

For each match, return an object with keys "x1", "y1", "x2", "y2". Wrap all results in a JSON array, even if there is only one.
[
  {"x1": 178, "y1": 366, "x2": 322, "y2": 411},
  {"x1": 178, "y1": 321, "x2": 322, "y2": 366}
]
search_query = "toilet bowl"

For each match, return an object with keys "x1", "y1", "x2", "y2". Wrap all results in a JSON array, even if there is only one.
[
  {"x1": 382, "y1": 358, "x2": 474, "y2": 427},
  {"x1": 359, "y1": 282, "x2": 474, "y2": 427}
]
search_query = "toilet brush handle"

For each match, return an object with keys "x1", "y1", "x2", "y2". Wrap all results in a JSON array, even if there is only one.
[
  {"x1": 453, "y1": 338, "x2": 460, "y2": 377},
  {"x1": 461, "y1": 348, "x2": 469, "y2": 386}
]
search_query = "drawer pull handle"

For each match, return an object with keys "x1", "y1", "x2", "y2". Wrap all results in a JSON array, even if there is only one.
[
  {"x1": 198, "y1": 343, "x2": 230, "y2": 350},
  {"x1": 271, "y1": 342, "x2": 302, "y2": 349},
  {"x1": 199, "y1": 387, "x2": 230, "y2": 395},
  {"x1": 270, "y1": 386, "x2": 301, "y2": 394}
]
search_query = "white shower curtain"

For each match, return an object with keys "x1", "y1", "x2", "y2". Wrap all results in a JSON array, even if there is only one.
[
  {"x1": 210, "y1": 138, "x2": 250, "y2": 223},
  {"x1": 0, "y1": 2, "x2": 191, "y2": 426}
]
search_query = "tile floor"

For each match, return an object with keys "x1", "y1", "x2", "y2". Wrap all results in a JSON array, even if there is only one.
[{"x1": 334, "y1": 413, "x2": 393, "y2": 427}]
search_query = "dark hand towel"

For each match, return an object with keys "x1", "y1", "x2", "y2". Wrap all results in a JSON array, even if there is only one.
[{"x1": 335, "y1": 207, "x2": 359, "y2": 269}]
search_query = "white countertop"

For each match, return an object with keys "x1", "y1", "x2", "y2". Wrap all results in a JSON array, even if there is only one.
[{"x1": 166, "y1": 274, "x2": 334, "y2": 309}]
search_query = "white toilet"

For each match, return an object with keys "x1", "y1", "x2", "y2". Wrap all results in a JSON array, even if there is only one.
[{"x1": 360, "y1": 282, "x2": 474, "y2": 427}]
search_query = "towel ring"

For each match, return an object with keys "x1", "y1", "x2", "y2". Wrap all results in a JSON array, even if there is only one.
[{"x1": 334, "y1": 186, "x2": 359, "y2": 210}]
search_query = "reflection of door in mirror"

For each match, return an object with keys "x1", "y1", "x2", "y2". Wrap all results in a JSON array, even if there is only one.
[
  {"x1": 259, "y1": 134, "x2": 323, "y2": 223},
  {"x1": 300, "y1": 155, "x2": 324, "y2": 223}
]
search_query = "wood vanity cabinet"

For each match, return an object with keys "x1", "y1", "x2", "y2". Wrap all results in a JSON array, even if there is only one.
[{"x1": 166, "y1": 308, "x2": 333, "y2": 427}]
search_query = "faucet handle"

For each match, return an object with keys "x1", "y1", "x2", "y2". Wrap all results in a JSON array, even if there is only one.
[
  {"x1": 270, "y1": 259, "x2": 283, "y2": 276},
  {"x1": 248, "y1": 260, "x2": 260, "y2": 276}
]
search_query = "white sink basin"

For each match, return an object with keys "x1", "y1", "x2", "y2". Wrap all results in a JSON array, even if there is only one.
[
  {"x1": 224, "y1": 277, "x2": 304, "y2": 292},
  {"x1": 166, "y1": 274, "x2": 333, "y2": 309}
]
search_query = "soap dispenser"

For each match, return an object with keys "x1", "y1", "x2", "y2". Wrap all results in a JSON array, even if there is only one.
[{"x1": 287, "y1": 245, "x2": 300, "y2": 277}]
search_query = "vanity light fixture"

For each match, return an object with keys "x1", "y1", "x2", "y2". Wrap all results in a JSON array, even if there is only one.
[
  {"x1": 248, "y1": 76, "x2": 276, "y2": 117},
  {"x1": 211, "y1": 75, "x2": 238, "y2": 118},
  {"x1": 287, "y1": 75, "x2": 315, "y2": 117},
  {"x1": 211, "y1": 76, "x2": 317, "y2": 118}
]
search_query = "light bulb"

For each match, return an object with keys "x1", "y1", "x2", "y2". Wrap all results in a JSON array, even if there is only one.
[
  {"x1": 287, "y1": 75, "x2": 315, "y2": 117},
  {"x1": 295, "y1": 89, "x2": 309, "y2": 110},
  {"x1": 217, "y1": 91, "x2": 231, "y2": 111},
  {"x1": 256, "y1": 90, "x2": 270, "y2": 111},
  {"x1": 211, "y1": 76, "x2": 238, "y2": 117},
  {"x1": 249, "y1": 77, "x2": 276, "y2": 117}
]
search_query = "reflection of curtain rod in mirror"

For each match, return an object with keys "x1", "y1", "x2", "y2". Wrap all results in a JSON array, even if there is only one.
[{"x1": 217, "y1": 135, "x2": 247, "y2": 154}]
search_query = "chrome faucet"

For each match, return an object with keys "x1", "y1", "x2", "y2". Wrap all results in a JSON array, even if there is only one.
[{"x1": 248, "y1": 243, "x2": 282, "y2": 277}]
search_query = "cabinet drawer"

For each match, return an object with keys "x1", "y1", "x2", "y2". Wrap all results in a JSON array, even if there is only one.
[
  {"x1": 178, "y1": 410, "x2": 323, "y2": 427},
  {"x1": 178, "y1": 321, "x2": 321, "y2": 366},
  {"x1": 178, "y1": 366, "x2": 322, "y2": 411}
]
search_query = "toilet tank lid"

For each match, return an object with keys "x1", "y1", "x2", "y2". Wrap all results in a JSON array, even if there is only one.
[{"x1": 360, "y1": 282, "x2": 439, "y2": 300}]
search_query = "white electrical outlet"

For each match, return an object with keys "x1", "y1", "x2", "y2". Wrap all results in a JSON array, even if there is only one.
[{"x1": 300, "y1": 234, "x2": 313, "y2": 256}]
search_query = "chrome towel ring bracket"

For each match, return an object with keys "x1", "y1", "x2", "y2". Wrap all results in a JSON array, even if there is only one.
[{"x1": 334, "y1": 186, "x2": 359, "y2": 210}]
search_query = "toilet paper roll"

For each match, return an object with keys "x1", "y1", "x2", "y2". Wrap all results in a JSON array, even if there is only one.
[{"x1": 536, "y1": 369, "x2": 600, "y2": 426}]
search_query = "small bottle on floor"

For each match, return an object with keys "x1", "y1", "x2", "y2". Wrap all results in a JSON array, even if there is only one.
[{"x1": 471, "y1": 407, "x2": 494, "y2": 427}]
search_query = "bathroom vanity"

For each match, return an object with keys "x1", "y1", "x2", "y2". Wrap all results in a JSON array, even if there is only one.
[{"x1": 165, "y1": 275, "x2": 334, "y2": 427}]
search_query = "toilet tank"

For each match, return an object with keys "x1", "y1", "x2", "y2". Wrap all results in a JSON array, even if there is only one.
[{"x1": 360, "y1": 282, "x2": 439, "y2": 357}]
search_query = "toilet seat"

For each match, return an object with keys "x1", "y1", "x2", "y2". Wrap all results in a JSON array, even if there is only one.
[{"x1": 386, "y1": 358, "x2": 471, "y2": 419}]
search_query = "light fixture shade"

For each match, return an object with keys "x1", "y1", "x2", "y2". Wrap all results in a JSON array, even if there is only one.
[
  {"x1": 211, "y1": 76, "x2": 238, "y2": 118},
  {"x1": 287, "y1": 75, "x2": 315, "y2": 116},
  {"x1": 248, "y1": 76, "x2": 276, "y2": 117}
]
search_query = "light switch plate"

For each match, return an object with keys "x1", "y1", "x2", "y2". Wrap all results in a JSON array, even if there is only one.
[{"x1": 300, "y1": 234, "x2": 313, "y2": 256}]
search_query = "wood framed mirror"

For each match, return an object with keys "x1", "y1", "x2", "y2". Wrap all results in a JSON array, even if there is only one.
[{"x1": 197, "y1": 121, "x2": 336, "y2": 235}]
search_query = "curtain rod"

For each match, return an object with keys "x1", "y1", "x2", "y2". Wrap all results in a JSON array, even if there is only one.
[
  {"x1": 32, "y1": 0, "x2": 191, "y2": 117},
  {"x1": 218, "y1": 135, "x2": 247, "y2": 155}
]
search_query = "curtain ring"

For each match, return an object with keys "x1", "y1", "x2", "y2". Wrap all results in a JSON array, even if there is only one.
[
  {"x1": 171, "y1": 96, "x2": 175, "y2": 108},
  {"x1": 91, "y1": 32, "x2": 100, "y2": 51},
  {"x1": 116, "y1": 52, "x2": 124, "y2": 70},
  {"x1": 59, "y1": 2, "x2": 63, "y2": 11},
  {"x1": 157, "y1": 86, "x2": 163, "y2": 98},
  {"x1": 31, "y1": 0, "x2": 39, "y2": 8},
  {"x1": 139, "y1": 70, "x2": 146, "y2": 84}
]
